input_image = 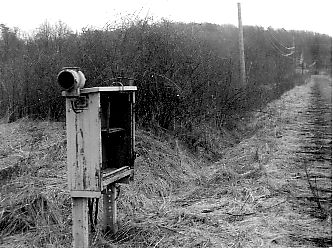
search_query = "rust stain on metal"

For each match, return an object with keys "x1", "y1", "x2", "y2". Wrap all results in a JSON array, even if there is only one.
[{"x1": 83, "y1": 167, "x2": 87, "y2": 189}]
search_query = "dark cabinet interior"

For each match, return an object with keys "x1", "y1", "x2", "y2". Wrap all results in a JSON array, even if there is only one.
[{"x1": 100, "y1": 92, "x2": 135, "y2": 172}]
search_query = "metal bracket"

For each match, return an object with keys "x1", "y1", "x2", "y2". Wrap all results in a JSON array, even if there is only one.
[
  {"x1": 71, "y1": 96, "x2": 88, "y2": 113},
  {"x1": 111, "y1": 81, "x2": 125, "y2": 91}
]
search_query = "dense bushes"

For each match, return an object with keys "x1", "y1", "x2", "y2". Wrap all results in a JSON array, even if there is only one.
[{"x1": 0, "y1": 19, "x2": 331, "y2": 131}]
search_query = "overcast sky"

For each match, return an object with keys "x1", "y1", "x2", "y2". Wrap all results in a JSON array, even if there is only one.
[{"x1": 0, "y1": 0, "x2": 332, "y2": 36}]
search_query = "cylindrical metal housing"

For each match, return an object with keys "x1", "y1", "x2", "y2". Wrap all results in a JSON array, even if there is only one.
[{"x1": 58, "y1": 67, "x2": 86, "y2": 91}]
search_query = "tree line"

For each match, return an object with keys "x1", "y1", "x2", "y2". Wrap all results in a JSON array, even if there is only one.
[{"x1": 0, "y1": 19, "x2": 331, "y2": 134}]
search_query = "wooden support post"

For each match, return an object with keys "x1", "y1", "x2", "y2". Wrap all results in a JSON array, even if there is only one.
[
  {"x1": 103, "y1": 184, "x2": 118, "y2": 234},
  {"x1": 72, "y1": 198, "x2": 89, "y2": 248}
]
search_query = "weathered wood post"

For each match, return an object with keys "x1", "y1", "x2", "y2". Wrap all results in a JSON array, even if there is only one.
[{"x1": 58, "y1": 67, "x2": 137, "y2": 247}]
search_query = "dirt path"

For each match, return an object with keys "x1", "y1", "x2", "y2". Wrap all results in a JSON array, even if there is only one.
[{"x1": 138, "y1": 75, "x2": 332, "y2": 248}]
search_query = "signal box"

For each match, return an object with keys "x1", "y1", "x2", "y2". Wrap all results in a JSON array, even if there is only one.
[{"x1": 63, "y1": 86, "x2": 137, "y2": 198}]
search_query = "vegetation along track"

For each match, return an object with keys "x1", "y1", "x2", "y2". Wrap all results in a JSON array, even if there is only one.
[
  {"x1": 137, "y1": 75, "x2": 332, "y2": 248},
  {"x1": 0, "y1": 75, "x2": 331, "y2": 248},
  {"x1": 111, "y1": 75, "x2": 332, "y2": 248}
]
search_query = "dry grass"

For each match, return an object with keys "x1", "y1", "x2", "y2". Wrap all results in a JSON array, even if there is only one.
[
  {"x1": 0, "y1": 119, "x2": 206, "y2": 247},
  {"x1": 0, "y1": 119, "x2": 70, "y2": 248},
  {"x1": 109, "y1": 77, "x2": 331, "y2": 248},
  {"x1": 0, "y1": 77, "x2": 331, "y2": 247}
]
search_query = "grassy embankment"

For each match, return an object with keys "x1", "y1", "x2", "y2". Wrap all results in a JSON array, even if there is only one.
[
  {"x1": 0, "y1": 107, "x2": 256, "y2": 248},
  {"x1": 1, "y1": 74, "x2": 331, "y2": 248}
]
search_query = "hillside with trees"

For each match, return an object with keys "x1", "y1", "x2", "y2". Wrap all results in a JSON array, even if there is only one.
[{"x1": 0, "y1": 19, "x2": 331, "y2": 138}]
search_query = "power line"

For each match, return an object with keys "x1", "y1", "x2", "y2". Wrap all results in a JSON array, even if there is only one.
[
  {"x1": 266, "y1": 27, "x2": 296, "y2": 59},
  {"x1": 265, "y1": 30, "x2": 295, "y2": 58},
  {"x1": 267, "y1": 34, "x2": 295, "y2": 58},
  {"x1": 268, "y1": 27, "x2": 295, "y2": 50}
]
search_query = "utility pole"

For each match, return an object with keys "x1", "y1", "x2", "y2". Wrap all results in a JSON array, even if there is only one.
[
  {"x1": 238, "y1": 2, "x2": 246, "y2": 87},
  {"x1": 293, "y1": 36, "x2": 296, "y2": 67}
]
